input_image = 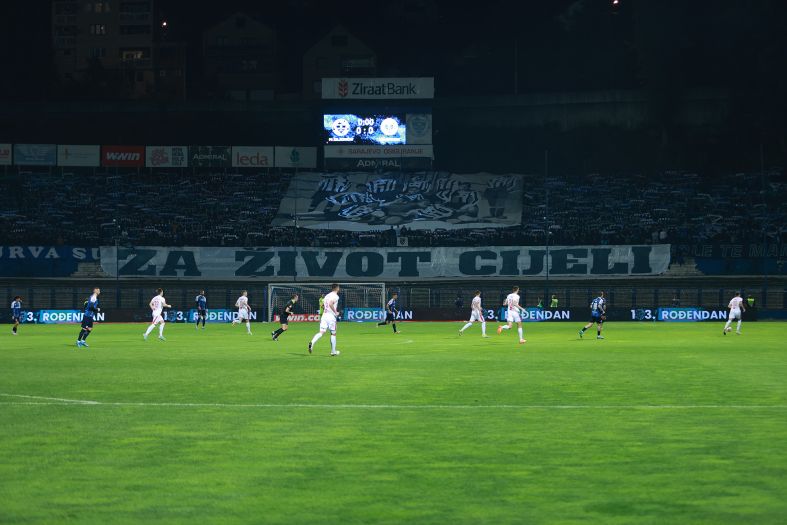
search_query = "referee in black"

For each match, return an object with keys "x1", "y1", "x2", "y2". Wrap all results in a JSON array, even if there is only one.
[{"x1": 272, "y1": 294, "x2": 299, "y2": 341}]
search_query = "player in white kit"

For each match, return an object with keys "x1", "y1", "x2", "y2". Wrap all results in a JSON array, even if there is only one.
[
  {"x1": 723, "y1": 291, "x2": 745, "y2": 335},
  {"x1": 497, "y1": 285, "x2": 526, "y2": 344},
  {"x1": 231, "y1": 290, "x2": 252, "y2": 335},
  {"x1": 309, "y1": 283, "x2": 341, "y2": 356},
  {"x1": 459, "y1": 290, "x2": 489, "y2": 337},
  {"x1": 143, "y1": 288, "x2": 171, "y2": 341}
]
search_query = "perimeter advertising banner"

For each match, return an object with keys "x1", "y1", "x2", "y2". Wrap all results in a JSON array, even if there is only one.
[
  {"x1": 102, "y1": 145, "x2": 144, "y2": 167},
  {"x1": 0, "y1": 144, "x2": 12, "y2": 165},
  {"x1": 231, "y1": 146, "x2": 274, "y2": 168},
  {"x1": 190, "y1": 146, "x2": 231, "y2": 167},
  {"x1": 146, "y1": 146, "x2": 188, "y2": 168},
  {"x1": 14, "y1": 144, "x2": 57, "y2": 166},
  {"x1": 321, "y1": 77, "x2": 434, "y2": 99},
  {"x1": 274, "y1": 171, "x2": 520, "y2": 231},
  {"x1": 57, "y1": 145, "x2": 101, "y2": 167},
  {"x1": 99, "y1": 245, "x2": 671, "y2": 280},
  {"x1": 324, "y1": 145, "x2": 434, "y2": 170},
  {"x1": 274, "y1": 146, "x2": 318, "y2": 168}
]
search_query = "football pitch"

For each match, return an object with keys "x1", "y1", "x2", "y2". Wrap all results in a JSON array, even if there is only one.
[{"x1": 1, "y1": 321, "x2": 785, "y2": 524}]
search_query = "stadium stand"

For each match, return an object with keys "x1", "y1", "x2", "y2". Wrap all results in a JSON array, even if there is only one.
[{"x1": 0, "y1": 168, "x2": 784, "y2": 248}]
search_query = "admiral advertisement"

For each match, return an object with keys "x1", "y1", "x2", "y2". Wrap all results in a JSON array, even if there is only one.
[
  {"x1": 274, "y1": 146, "x2": 317, "y2": 169},
  {"x1": 0, "y1": 143, "x2": 12, "y2": 165},
  {"x1": 190, "y1": 146, "x2": 231, "y2": 167},
  {"x1": 14, "y1": 144, "x2": 57, "y2": 166},
  {"x1": 274, "y1": 171, "x2": 519, "y2": 231},
  {"x1": 146, "y1": 146, "x2": 188, "y2": 168},
  {"x1": 99, "y1": 245, "x2": 671, "y2": 280},
  {"x1": 231, "y1": 146, "x2": 274, "y2": 168},
  {"x1": 58, "y1": 145, "x2": 101, "y2": 167},
  {"x1": 323, "y1": 145, "x2": 434, "y2": 170},
  {"x1": 322, "y1": 77, "x2": 434, "y2": 99},
  {"x1": 102, "y1": 145, "x2": 144, "y2": 167}
]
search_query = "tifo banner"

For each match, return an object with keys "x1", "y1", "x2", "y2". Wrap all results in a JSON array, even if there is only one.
[
  {"x1": 57, "y1": 145, "x2": 100, "y2": 167},
  {"x1": 273, "y1": 171, "x2": 520, "y2": 231},
  {"x1": 231, "y1": 146, "x2": 274, "y2": 168},
  {"x1": 406, "y1": 114, "x2": 432, "y2": 144},
  {"x1": 322, "y1": 77, "x2": 434, "y2": 99},
  {"x1": 14, "y1": 144, "x2": 57, "y2": 166},
  {"x1": 102, "y1": 145, "x2": 144, "y2": 167},
  {"x1": 0, "y1": 144, "x2": 13, "y2": 165},
  {"x1": 274, "y1": 146, "x2": 318, "y2": 168},
  {"x1": 99, "y1": 245, "x2": 671, "y2": 280},
  {"x1": 0, "y1": 246, "x2": 100, "y2": 277},
  {"x1": 146, "y1": 146, "x2": 188, "y2": 168},
  {"x1": 191, "y1": 146, "x2": 231, "y2": 167}
]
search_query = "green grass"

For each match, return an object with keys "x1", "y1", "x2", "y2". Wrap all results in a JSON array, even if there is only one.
[{"x1": 1, "y1": 321, "x2": 786, "y2": 524}]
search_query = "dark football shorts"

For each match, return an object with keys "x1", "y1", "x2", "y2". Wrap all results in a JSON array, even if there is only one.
[{"x1": 81, "y1": 317, "x2": 94, "y2": 329}]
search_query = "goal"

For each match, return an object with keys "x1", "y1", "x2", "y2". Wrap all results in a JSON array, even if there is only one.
[{"x1": 267, "y1": 282, "x2": 386, "y2": 322}]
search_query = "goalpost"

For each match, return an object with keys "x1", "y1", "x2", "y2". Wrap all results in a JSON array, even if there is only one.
[{"x1": 267, "y1": 282, "x2": 386, "y2": 322}]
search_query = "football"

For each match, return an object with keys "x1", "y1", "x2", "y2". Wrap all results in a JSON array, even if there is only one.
[{"x1": 725, "y1": 326, "x2": 733, "y2": 333}]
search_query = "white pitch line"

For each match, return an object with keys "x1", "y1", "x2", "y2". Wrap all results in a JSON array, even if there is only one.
[
  {"x1": 0, "y1": 393, "x2": 99, "y2": 405},
  {"x1": 0, "y1": 395, "x2": 786, "y2": 410}
]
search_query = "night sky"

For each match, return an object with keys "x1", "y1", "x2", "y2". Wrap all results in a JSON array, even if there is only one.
[{"x1": 2, "y1": 0, "x2": 786, "y2": 100}]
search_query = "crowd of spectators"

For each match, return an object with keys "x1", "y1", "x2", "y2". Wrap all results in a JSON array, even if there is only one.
[{"x1": 0, "y1": 168, "x2": 784, "y2": 248}]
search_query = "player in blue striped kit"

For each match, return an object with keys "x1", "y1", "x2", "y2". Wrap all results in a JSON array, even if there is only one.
[
  {"x1": 10, "y1": 296, "x2": 22, "y2": 335},
  {"x1": 76, "y1": 288, "x2": 101, "y2": 347},
  {"x1": 377, "y1": 292, "x2": 402, "y2": 334}
]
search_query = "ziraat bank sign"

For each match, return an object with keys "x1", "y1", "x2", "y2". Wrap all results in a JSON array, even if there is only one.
[
  {"x1": 100, "y1": 245, "x2": 670, "y2": 280},
  {"x1": 102, "y1": 145, "x2": 144, "y2": 167},
  {"x1": 322, "y1": 77, "x2": 434, "y2": 99}
]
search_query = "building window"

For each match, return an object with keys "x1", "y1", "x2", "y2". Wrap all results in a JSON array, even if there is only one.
[
  {"x1": 121, "y1": 50, "x2": 144, "y2": 61},
  {"x1": 120, "y1": 25, "x2": 150, "y2": 35},
  {"x1": 89, "y1": 47, "x2": 106, "y2": 58},
  {"x1": 94, "y1": 2, "x2": 110, "y2": 13},
  {"x1": 331, "y1": 34, "x2": 348, "y2": 47},
  {"x1": 89, "y1": 24, "x2": 107, "y2": 35},
  {"x1": 241, "y1": 59, "x2": 258, "y2": 71}
]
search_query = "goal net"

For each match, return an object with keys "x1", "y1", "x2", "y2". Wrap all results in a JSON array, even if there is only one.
[{"x1": 267, "y1": 282, "x2": 386, "y2": 322}]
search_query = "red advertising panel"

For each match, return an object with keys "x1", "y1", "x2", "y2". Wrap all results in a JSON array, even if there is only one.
[{"x1": 101, "y1": 145, "x2": 145, "y2": 167}]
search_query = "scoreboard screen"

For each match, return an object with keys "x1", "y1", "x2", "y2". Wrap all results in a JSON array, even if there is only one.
[{"x1": 323, "y1": 114, "x2": 407, "y2": 145}]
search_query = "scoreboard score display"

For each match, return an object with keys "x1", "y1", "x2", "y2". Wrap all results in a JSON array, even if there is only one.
[{"x1": 324, "y1": 114, "x2": 407, "y2": 145}]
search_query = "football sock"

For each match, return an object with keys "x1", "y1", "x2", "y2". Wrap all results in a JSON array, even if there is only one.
[
  {"x1": 77, "y1": 329, "x2": 86, "y2": 340},
  {"x1": 273, "y1": 328, "x2": 284, "y2": 337},
  {"x1": 330, "y1": 335, "x2": 336, "y2": 352},
  {"x1": 82, "y1": 330, "x2": 91, "y2": 340},
  {"x1": 737, "y1": 320, "x2": 741, "y2": 332},
  {"x1": 392, "y1": 323, "x2": 397, "y2": 333},
  {"x1": 144, "y1": 324, "x2": 155, "y2": 336},
  {"x1": 246, "y1": 321, "x2": 251, "y2": 333},
  {"x1": 724, "y1": 320, "x2": 732, "y2": 331},
  {"x1": 377, "y1": 321, "x2": 386, "y2": 326},
  {"x1": 518, "y1": 327, "x2": 523, "y2": 340},
  {"x1": 481, "y1": 322, "x2": 486, "y2": 336},
  {"x1": 460, "y1": 322, "x2": 473, "y2": 332},
  {"x1": 597, "y1": 329, "x2": 601, "y2": 336},
  {"x1": 12, "y1": 325, "x2": 17, "y2": 333},
  {"x1": 310, "y1": 332, "x2": 323, "y2": 346},
  {"x1": 202, "y1": 318, "x2": 206, "y2": 327},
  {"x1": 159, "y1": 324, "x2": 164, "y2": 337}
]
